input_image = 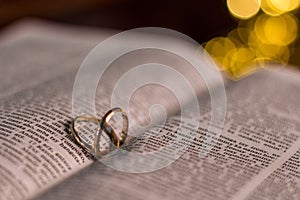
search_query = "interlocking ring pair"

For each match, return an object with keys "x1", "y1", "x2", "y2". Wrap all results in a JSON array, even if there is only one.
[{"x1": 70, "y1": 107, "x2": 128, "y2": 158}]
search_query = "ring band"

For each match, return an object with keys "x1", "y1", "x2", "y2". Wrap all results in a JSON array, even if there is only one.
[
  {"x1": 94, "y1": 108, "x2": 128, "y2": 157},
  {"x1": 71, "y1": 107, "x2": 128, "y2": 157},
  {"x1": 71, "y1": 115, "x2": 100, "y2": 154},
  {"x1": 99, "y1": 107, "x2": 128, "y2": 147}
]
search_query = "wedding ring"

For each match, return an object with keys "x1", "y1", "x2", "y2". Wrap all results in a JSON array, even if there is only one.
[
  {"x1": 71, "y1": 115, "x2": 101, "y2": 154},
  {"x1": 70, "y1": 107, "x2": 128, "y2": 157},
  {"x1": 94, "y1": 107, "x2": 128, "y2": 157},
  {"x1": 98, "y1": 107, "x2": 128, "y2": 147}
]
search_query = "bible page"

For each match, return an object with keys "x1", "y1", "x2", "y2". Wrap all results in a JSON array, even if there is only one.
[
  {"x1": 0, "y1": 20, "x2": 213, "y2": 200},
  {"x1": 38, "y1": 68, "x2": 300, "y2": 200}
]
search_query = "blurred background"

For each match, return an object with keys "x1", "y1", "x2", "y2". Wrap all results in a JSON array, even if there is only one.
[{"x1": 1, "y1": 0, "x2": 300, "y2": 80}]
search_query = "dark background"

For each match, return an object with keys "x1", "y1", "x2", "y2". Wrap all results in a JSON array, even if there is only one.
[
  {"x1": 0, "y1": 0, "x2": 236, "y2": 43},
  {"x1": 1, "y1": 0, "x2": 300, "y2": 66}
]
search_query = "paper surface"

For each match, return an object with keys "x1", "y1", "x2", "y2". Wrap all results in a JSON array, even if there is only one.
[
  {"x1": 40, "y1": 69, "x2": 300, "y2": 200},
  {"x1": 0, "y1": 20, "x2": 211, "y2": 199},
  {"x1": 0, "y1": 20, "x2": 300, "y2": 200}
]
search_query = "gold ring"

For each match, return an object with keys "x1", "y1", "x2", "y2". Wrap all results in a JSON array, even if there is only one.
[
  {"x1": 70, "y1": 107, "x2": 128, "y2": 157},
  {"x1": 94, "y1": 108, "x2": 128, "y2": 157},
  {"x1": 71, "y1": 115, "x2": 100, "y2": 154}
]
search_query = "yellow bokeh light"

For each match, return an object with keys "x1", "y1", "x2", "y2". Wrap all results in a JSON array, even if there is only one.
[
  {"x1": 204, "y1": 37, "x2": 236, "y2": 70},
  {"x1": 265, "y1": 14, "x2": 297, "y2": 45},
  {"x1": 265, "y1": 16, "x2": 288, "y2": 45},
  {"x1": 261, "y1": 45, "x2": 290, "y2": 64},
  {"x1": 254, "y1": 14, "x2": 270, "y2": 43},
  {"x1": 224, "y1": 47, "x2": 257, "y2": 80},
  {"x1": 254, "y1": 14, "x2": 298, "y2": 46},
  {"x1": 261, "y1": 0, "x2": 285, "y2": 15},
  {"x1": 227, "y1": 28, "x2": 249, "y2": 44},
  {"x1": 238, "y1": 17, "x2": 257, "y2": 38},
  {"x1": 227, "y1": 0, "x2": 261, "y2": 19},
  {"x1": 212, "y1": 0, "x2": 300, "y2": 79},
  {"x1": 251, "y1": 39, "x2": 290, "y2": 64},
  {"x1": 261, "y1": 0, "x2": 300, "y2": 15},
  {"x1": 270, "y1": 0, "x2": 300, "y2": 12}
]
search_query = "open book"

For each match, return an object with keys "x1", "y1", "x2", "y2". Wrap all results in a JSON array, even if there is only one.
[{"x1": 1, "y1": 20, "x2": 300, "y2": 200}]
